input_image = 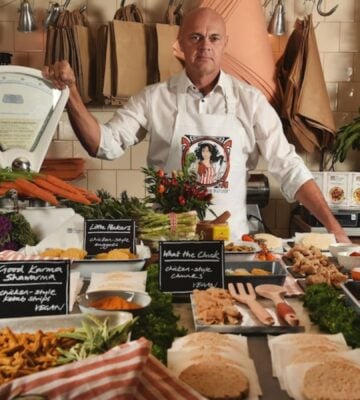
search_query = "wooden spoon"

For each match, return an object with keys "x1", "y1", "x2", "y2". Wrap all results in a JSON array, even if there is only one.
[{"x1": 255, "y1": 284, "x2": 299, "y2": 326}]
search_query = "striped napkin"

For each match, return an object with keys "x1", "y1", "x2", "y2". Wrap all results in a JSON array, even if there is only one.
[{"x1": 0, "y1": 338, "x2": 205, "y2": 400}]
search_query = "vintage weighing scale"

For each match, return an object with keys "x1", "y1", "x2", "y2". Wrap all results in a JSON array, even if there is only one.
[{"x1": 0, "y1": 66, "x2": 71, "y2": 238}]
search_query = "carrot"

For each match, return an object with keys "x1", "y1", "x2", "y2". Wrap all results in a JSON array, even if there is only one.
[
  {"x1": 33, "y1": 177, "x2": 91, "y2": 205},
  {"x1": 14, "y1": 178, "x2": 59, "y2": 206},
  {"x1": 0, "y1": 181, "x2": 29, "y2": 196},
  {"x1": 41, "y1": 174, "x2": 85, "y2": 195},
  {"x1": 42, "y1": 174, "x2": 101, "y2": 204},
  {"x1": 76, "y1": 187, "x2": 101, "y2": 204}
]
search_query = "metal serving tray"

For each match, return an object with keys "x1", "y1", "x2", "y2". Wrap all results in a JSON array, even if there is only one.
[
  {"x1": 0, "y1": 312, "x2": 132, "y2": 331},
  {"x1": 71, "y1": 258, "x2": 146, "y2": 279},
  {"x1": 224, "y1": 260, "x2": 287, "y2": 287},
  {"x1": 190, "y1": 295, "x2": 304, "y2": 335},
  {"x1": 340, "y1": 280, "x2": 360, "y2": 314}
]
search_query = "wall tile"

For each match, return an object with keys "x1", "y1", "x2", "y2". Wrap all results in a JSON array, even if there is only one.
[
  {"x1": 315, "y1": 22, "x2": 340, "y2": 51},
  {"x1": 338, "y1": 82, "x2": 360, "y2": 112},
  {"x1": 87, "y1": 0, "x2": 117, "y2": 23},
  {"x1": 73, "y1": 141, "x2": 102, "y2": 170},
  {"x1": 340, "y1": 22, "x2": 360, "y2": 52},
  {"x1": 323, "y1": 52, "x2": 354, "y2": 82},
  {"x1": 0, "y1": 2, "x2": 17, "y2": 21},
  {"x1": 102, "y1": 151, "x2": 131, "y2": 170},
  {"x1": 117, "y1": 170, "x2": 146, "y2": 198},
  {"x1": 324, "y1": 0, "x2": 355, "y2": 22},
  {"x1": 11, "y1": 52, "x2": 29, "y2": 66},
  {"x1": 58, "y1": 113, "x2": 76, "y2": 140},
  {"x1": 14, "y1": 29, "x2": 44, "y2": 52},
  {"x1": 131, "y1": 141, "x2": 149, "y2": 170},
  {"x1": 46, "y1": 140, "x2": 73, "y2": 158},
  {"x1": 326, "y1": 82, "x2": 338, "y2": 111},
  {"x1": 27, "y1": 51, "x2": 45, "y2": 69},
  {"x1": 0, "y1": 21, "x2": 14, "y2": 52},
  {"x1": 88, "y1": 170, "x2": 117, "y2": 196}
]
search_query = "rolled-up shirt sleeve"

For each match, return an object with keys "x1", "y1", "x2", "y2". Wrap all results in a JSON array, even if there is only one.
[
  {"x1": 96, "y1": 91, "x2": 149, "y2": 160},
  {"x1": 253, "y1": 92, "x2": 313, "y2": 202}
]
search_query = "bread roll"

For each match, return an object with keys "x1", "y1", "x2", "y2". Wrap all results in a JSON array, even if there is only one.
[
  {"x1": 179, "y1": 360, "x2": 249, "y2": 400},
  {"x1": 302, "y1": 360, "x2": 360, "y2": 400}
]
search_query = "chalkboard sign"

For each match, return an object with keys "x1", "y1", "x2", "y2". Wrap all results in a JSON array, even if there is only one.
[
  {"x1": 159, "y1": 241, "x2": 224, "y2": 293},
  {"x1": 0, "y1": 260, "x2": 70, "y2": 318},
  {"x1": 84, "y1": 219, "x2": 136, "y2": 256}
]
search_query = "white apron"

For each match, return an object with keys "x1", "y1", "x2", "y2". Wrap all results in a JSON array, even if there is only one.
[{"x1": 149, "y1": 82, "x2": 251, "y2": 240}]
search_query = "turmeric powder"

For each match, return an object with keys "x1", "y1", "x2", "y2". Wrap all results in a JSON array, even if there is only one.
[{"x1": 89, "y1": 296, "x2": 140, "y2": 310}]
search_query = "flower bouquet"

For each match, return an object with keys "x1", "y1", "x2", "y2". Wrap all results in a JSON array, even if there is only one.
[{"x1": 139, "y1": 159, "x2": 213, "y2": 242}]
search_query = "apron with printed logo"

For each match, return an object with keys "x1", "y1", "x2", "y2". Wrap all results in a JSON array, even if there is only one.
[{"x1": 149, "y1": 81, "x2": 253, "y2": 240}]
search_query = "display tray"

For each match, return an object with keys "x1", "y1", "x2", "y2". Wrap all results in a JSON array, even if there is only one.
[
  {"x1": 224, "y1": 260, "x2": 287, "y2": 287},
  {"x1": 71, "y1": 258, "x2": 146, "y2": 279},
  {"x1": 340, "y1": 280, "x2": 360, "y2": 314},
  {"x1": 190, "y1": 295, "x2": 304, "y2": 335},
  {"x1": 224, "y1": 240, "x2": 261, "y2": 254},
  {"x1": 0, "y1": 311, "x2": 132, "y2": 332}
]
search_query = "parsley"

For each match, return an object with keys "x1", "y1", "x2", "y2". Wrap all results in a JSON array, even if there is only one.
[
  {"x1": 303, "y1": 284, "x2": 360, "y2": 347},
  {"x1": 131, "y1": 264, "x2": 187, "y2": 363}
]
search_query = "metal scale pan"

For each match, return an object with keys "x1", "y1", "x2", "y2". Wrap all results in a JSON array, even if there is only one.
[{"x1": 0, "y1": 65, "x2": 69, "y2": 172}]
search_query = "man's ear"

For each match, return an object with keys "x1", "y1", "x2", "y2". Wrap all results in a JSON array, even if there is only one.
[{"x1": 224, "y1": 35, "x2": 229, "y2": 48}]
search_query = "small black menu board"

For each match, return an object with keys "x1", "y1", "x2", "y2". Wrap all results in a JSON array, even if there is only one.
[
  {"x1": 84, "y1": 219, "x2": 136, "y2": 257},
  {"x1": 0, "y1": 260, "x2": 70, "y2": 318},
  {"x1": 159, "y1": 240, "x2": 224, "y2": 294}
]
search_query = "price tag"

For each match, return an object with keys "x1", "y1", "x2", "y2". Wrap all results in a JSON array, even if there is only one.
[
  {"x1": 159, "y1": 241, "x2": 224, "y2": 294},
  {"x1": 0, "y1": 260, "x2": 70, "y2": 318},
  {"x1": 84, "y1": 219, "x2": 136, "y2": 257}
]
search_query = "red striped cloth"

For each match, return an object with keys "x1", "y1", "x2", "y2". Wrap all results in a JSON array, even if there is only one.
[
  {"x1": 0, "y1": 250, "x2": 61, "y2": 261},
  {"x1": 0, "y1": 338, "x2": 205, "y2": 400}
]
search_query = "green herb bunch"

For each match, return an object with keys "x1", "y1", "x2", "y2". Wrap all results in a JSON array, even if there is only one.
[
  {"x1": 142, "y1": 159, "x2": 213, "y2": 221},
  {"x1": 331, "y1": 114, "x2": 360, "y2": 166},
  {"x1": 303, "y1": 283, "x2": 360, "y2": 348},
  {"x1": 131, "y1": 264, "x2": 187, "y2": 363}
]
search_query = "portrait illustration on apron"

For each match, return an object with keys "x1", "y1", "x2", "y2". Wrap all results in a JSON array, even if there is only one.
[{"x1": 181, "y1": 135, "x2": 232, "y2": 190}]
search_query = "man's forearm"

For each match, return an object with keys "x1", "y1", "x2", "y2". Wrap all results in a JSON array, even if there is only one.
[
  {"x1": 66, "y1": 86, "x2": 101, "y2": 157},
  {"x1": 295, "y1": 179, "x2": 351, "y2": 243}
]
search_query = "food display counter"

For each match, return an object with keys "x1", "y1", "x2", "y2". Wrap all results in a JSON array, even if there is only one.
[{"x1": 173, "y1": 299, "x2": 318, "y2": 400}]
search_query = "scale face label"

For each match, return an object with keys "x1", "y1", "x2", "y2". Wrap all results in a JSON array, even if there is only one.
[
  {"x1": 84, "y1": 219, "x2": 136, "y2": 256},
  {"x1": 0, "y1": 260, "x2": 70, "y2": 318},
  {"x1": 159, "y1": 240, "x2": 224, "y2": 293}
]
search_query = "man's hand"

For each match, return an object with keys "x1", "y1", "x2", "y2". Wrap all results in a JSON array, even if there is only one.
[{"x1": 42, "y1": 60, "x2": 76, "y2": 91}]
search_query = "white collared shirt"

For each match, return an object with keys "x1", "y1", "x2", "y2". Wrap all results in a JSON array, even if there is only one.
[{"x1": 98, "y1": 70, "x2": 313, "y2": 202}]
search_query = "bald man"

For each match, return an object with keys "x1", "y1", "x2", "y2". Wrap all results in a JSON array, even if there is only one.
[{"x1": 43, "y1": 7, "x2": 350, "y2": 242}]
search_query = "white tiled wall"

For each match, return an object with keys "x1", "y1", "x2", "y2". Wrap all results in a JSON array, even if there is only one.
[{"x1": 1, "y1": 0, "x2": 359, "y2": 236}]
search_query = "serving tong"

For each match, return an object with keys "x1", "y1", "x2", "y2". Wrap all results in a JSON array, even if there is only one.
[{"x1": 228, "y1": 282, "x2": 275, "y2": 326}]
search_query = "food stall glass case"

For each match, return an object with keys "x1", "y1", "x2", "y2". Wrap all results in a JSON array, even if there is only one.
[{"x1": 0, "y1": 66, "x2": 69, "y2": 172}]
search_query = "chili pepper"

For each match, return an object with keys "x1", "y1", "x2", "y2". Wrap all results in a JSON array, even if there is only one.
[
  {"x1": 157, "y1": 184, "x2": 165, "y2": 194},
  {"x1": 178, "y1": 195, "x2": 186, "y2": 206},
  {"x1": 242, "y1": 234, "x2": 254, "y2": 242}
]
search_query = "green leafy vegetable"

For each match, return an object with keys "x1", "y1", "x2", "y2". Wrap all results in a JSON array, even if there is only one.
[
  {"x1": 303, "y1": 284, "x2": 360, "y2": 347},
  {"x1": 131, "y1": 264, "x2": 187, "y2": 363}
]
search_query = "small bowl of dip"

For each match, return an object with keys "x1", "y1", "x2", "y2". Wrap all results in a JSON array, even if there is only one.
[{"x1": 77, "y1": 290, "x2": 151, "y2": 316}]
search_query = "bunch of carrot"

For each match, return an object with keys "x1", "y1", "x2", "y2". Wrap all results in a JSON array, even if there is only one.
[{"x1": 0, "y1": 169, "x2": 101, "y2": 206}]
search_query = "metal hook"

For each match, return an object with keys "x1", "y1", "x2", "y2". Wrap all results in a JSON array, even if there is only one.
[
  {"x1": 262, "y1": 0, "x2": 272, "y2": 7},
  {"x1": 317, "y1": 0, "x2": 338, "y2": 16}
]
